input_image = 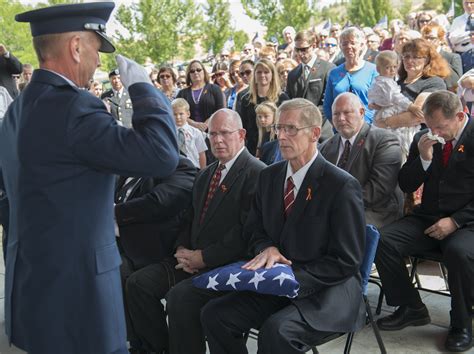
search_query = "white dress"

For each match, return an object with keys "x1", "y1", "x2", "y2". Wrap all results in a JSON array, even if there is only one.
[{"x1": 368, "y1": 76, "x2": 420, "y2": 157}]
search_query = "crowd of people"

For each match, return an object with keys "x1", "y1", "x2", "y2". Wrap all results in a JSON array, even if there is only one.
[{"x1": 0, "y1": 1, "x2": 473, "y2": 354}]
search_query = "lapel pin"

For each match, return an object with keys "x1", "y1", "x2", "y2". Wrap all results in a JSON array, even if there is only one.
[
  {"x1": 220, "y1": 184, "x2": 227, "y2": 193},
  {"x1": 306, "y1": 187, "x2": 312, "y2": 201},
  {"x1": 357, "y1": 138, "x2": 365, "y2": 147},
  {"x1": 458, "y1": 144, "x2": 465, "y2": 153}
]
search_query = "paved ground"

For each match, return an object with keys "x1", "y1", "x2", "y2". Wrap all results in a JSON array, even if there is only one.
[{"x1": 0, "y1": 227, "x2": 471, "y2": 353}]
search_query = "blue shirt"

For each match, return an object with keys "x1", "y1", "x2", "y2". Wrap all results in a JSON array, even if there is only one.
[{"x1": 323, "y1": 61, "x2": 378, "y2": 124}]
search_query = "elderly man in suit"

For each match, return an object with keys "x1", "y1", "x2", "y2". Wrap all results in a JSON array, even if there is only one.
[
  {"x1": 126, "y1": 108, "x2": 266, "y2": 354},
  {"x1": 375, "y1": 91, "x2": 474, "y2": 352},
  {"x1": 286, "y1": 30, "x2": 335, "y2": 142},
  {"x1": 320, "y1": 92, "x2": 403, "y2": 228},
  {"x1": 201, "y1": 98, "x2": 366, "y2": 354},
  {"x1": 101, "y1": 69, "x2": 133, "y2": 127},
  {"x1": 0, "y1": 44, "x2": 22, "y2": 99},
  {"x1": 115, "y1": 156, "x2": 197, "y2": 353},
  {"x1": 0, "y1": 3, "x2": 179, "y2": 354}
]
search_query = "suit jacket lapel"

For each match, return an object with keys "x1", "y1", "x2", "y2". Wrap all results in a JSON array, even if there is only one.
[
  {"x1": 195, "y1": 161, "x2": 218, "y2": 225},
  {"x1": 449, "y1": 117, "x2": 472, "y2": 166},
  {"x1": 323, "y1": 136, "x2": 340, "y2": 165},
  {"x1": 272, "y1": 162, "x2": 287, "y2": 239},
  {"x1": 346, "y1": 123, "x2": 370, "y2": 171}
]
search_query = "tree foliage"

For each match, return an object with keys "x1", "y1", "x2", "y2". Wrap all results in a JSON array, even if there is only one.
[
  {"x1": 241, "y1": 0, "x2": 314, "y2": 42},
  {"x1": 113, "y1": 0, "x2": 202, "y2": 68},
  {"x1": 201, "y1": 0, "x2": 233, "y2": 55}
]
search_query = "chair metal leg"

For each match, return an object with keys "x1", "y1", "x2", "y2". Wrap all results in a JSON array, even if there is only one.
[
  {"x1": 439, "y1": 263, "x2": 449, "y2": 291},
  {"x1": 365, "y1": 296, "x2": 387, "y2": 354},
  {"x1": 343, "y1": 332, "x2": 354, "y2": 354}
]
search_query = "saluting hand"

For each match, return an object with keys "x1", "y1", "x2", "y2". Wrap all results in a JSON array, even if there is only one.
[{"x1": 116, "y1": 54, "x2": 151, "y2": 89}]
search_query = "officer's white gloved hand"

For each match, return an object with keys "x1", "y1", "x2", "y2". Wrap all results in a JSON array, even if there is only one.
[{"x1": 116, "y1": 54, "x2": 151, "y2": 89}]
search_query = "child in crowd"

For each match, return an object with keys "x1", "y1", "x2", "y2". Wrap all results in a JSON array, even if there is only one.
[
  {"x1": 255, "y1": 101, "x2": 277, "y2": 158},
  {"x1": 368, "y1": 50, "x2": 425, "y2": 157},
  {"x1": 171, "y1": 98, "x2": 207, "y2": 169}
]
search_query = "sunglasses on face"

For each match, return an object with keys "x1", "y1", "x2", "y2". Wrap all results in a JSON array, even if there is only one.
[
  {"x1": 325, "y1": 43, "x2": 337, "y2": 47},
  {"x1": 177, "y1": 81, "x2": 186, "y2": 86},
  {"x1": 295, "y1": 46, "x2": 311, "y2": 53},
  {"x1": 239, "y1": 69, "x2": 252, "y2": 77},
  {"x1": 189, "y1": 68, "x2": 203, "y2": 74},
  {"x1": 213, "y1": 72, "x2": 226, "y2": 78},
  {"x1": 159, "y1": 74, "x2": 171, "y2": 79}
]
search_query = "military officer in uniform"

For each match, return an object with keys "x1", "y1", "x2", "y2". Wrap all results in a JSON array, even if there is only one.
[
  {"x1": 102, "y1": 69, "x2": 133, "y2": 127},
  {"x1": 0, "y1": 2, "x2": 179, "y2": 353}
]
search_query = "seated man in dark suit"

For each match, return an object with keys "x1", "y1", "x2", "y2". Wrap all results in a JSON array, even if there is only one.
[
  {"x1": 320, "y1": 92, "x2": 403, "y2": 228},
  {"x1": 375, "y1": 91, "x2": 474, "y2": 352},
  {"x1": 286, "y1": 30, "x2": 335, "y2": 142},
  {"x1": 201, "y1": 98, "x2": 367, "y2": 354},
  {"x1": 126, "y1": 108, "x2": 266, "y2": 354},
  {"x1": 114, "y1": 156, "x2": 197, "y2": 352}
]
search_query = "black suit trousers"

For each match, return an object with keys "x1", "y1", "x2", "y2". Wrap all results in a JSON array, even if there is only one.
[
  {"x1": 125, "y1": 258, "x2": 191, "y2": 352},
  {"x1": 201, "y1": 292, "x2": 329, "y2": 354},
  {"x1": 375, "y1": 214, "x2": 474, "y2": 329}
]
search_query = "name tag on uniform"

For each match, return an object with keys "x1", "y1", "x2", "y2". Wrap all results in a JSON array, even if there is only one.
[{"x1": 309, "y1": 78, "x2": 321, "y2": 83}]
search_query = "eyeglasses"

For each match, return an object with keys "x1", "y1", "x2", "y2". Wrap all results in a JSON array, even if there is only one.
[
  {"x1": 213, "y1": 72, "x2": 225, "y2": 78},
  {"x1": 325, "y1": 43, "x2": 337, "y2": 47},
  {"x1": 402, "y1": 54, "x2": 427, "y2": 61},
  {"x1": 418, "y1": 19, "x2": 431, "y2": 24},
  {"x1": 295, "y1": 46, "x2": 312, "y2": 53},
  {"x1": 189, "y1": 68, "x2": 203, "y2": 74},
  {"x1": 159, "y1": 74, "x2": 171, "y2": 79},
  {"x1": 12, "y1": 75, "x2": 20, "y2": 79},
  {"x1": 177, "y1": 81, "x2": 186, "y2": 86},
  {"x1": 271, "y1": 124, "x2": 315, "y2": 136},
  {"x1": 208, "y1": 129, "x2": 240, "y2": 138},
  {"x1": 239, "y1": 69, "x2": 252, "y2": 77}
]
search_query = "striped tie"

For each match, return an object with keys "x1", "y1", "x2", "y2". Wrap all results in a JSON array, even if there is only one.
[
  {"x1": 284, "y1": 176, "x2": 295, "y2": 218},
  {"x1": 200, "y1": 164, "x2": 226, "y2": 224}
]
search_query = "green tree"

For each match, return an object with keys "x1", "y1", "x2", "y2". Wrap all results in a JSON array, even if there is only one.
[
  {"x1": 233, "y1": 30, "x2": 250, "y2": 52},
  {"x1": 422, "y1": 0, "x2": 443, "y2": 11},
  {"x1": 241, "y1": 0, "x2": 314, "y2": 42},
  {"x1": 397, "y1": 0, "x2": 413, "y2": 21},
  {"x1": 372, "y1": 0, "x2": 394, "y2": 25},
  {"x1": 0, "y1": 0, "x2": 37, "y2": 66},
  {"x1": 348, "y1": 0, "x2": 376, "y2": 27},
  {"x1": 113, "y1": 0, "x2": 202, "y2": 68},
  {"x1": 201, "y1": 0, "x2": 233, "y2": 54}
]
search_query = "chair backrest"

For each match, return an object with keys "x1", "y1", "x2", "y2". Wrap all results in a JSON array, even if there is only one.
[{"x1": 360, "y1": 224, "x2": 380, "y2": 295}]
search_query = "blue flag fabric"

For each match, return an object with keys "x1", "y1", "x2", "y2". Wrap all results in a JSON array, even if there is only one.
[{"x1": 192, "y1": 261, "x2": 300, "y2": 298}]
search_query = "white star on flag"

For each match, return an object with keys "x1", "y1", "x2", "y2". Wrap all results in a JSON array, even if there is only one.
[
  {"x1": 272, "y1": 272, "x2": 295, "y2": 286},
  {"x1": 248, "y1": 271, "x2": 267, "y2": 290},
  {"x1": 226, "y1": 272, "x2": 242, "y2": 289},
  {"x1": 207, "y1": 274, "x2": 219, "y2": 290}
]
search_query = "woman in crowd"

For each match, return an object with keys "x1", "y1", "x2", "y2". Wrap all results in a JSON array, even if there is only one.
[
  {"x1": 421, "y1": 23, "x2": 463, "y2": 91},
  {"x1": 237, "y1": 59, "x2": 289, "y2": 155},
  {"x1": 323, "y1": 27, "x2": 378, "y2": 124},
  {"x1": 212, "y1": 62, "x2": 233, "y2": 98},
  {"x1": 158, "y1": 66, "x2": 179, "y2": 101},
  {"x1": 234, "y1": 59, "x2": 254, "y2": 112},
  {"x1": 416, "y1": 11, "x2": 433, "y2": 31},
  {"x1": 276, "y1": 58, "x2": 297, "y2": 92},
  {"x1": 393, "y1": 28, "x2": 421, "y2": 55},
  {"x1": 176, "y1": 60, "x2": 224, "y2": 132},
  {"x1": 374, "y1": 38, "x2": 449, "y2": 131},
  {"x1": 89, "y1": 80, "x2": 103, "y2": 98},
  {"x1": 226, "y1": 60, "x2": 247, "y2": 109}
]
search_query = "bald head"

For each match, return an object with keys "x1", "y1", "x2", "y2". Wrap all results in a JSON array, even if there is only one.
[{"x1": 332, "y1": 93, "x2": 365, "y2": 139}]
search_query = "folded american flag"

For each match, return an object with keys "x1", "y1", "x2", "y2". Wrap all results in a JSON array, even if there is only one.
[{"x1": 192, "y1": 261, "x2": 299, "y2": 298}]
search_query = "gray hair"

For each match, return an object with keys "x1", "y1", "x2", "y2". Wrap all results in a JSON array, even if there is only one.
[
  {"x1": 339, "y1": 27, "x2": 366, "y2": 44},
  {"x1": 423, "y1": 91, "x2": 463, "y2": 119},
  {"x1": 208, "y1": 108, "x2": 243, "y2": 129},
  {"x1": 276, "y1": 98, "x2": 322, "y2": 127}
]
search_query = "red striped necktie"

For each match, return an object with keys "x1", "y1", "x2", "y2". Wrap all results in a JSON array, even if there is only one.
[
  {"x1": 284, "y1": 176, "x2": 295, "y2": 218},
  {"x1": 200, "y1": 164, "x2": 226, "y2": 224},
  {"x1": 442, "y1": 140, "x2": 453, "y2": 167}
]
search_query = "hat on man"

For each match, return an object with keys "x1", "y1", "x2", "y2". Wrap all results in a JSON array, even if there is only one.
[
  {"x1": 15, "y1": 2, "x2": 115, "y2": 53},
  {"x1": 109, "y1": 69, "x2": 120, "y2": 78}
]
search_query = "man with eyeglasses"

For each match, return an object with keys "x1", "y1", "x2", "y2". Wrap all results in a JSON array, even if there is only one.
[
  {"x1": 201, "y1": 98, "x2": 366, "y2": 354},
  {"x1": 286, "y1": 30, "x2": 335, "y2": 143},
  {"x1": 320, "y1": 92, "x2": 403, "y2": 228},
  {"x1": 101, "y1": 68, "x2": 133, "y2": 127},
  {"x1": 126, "y1": 108, "x2": 265, "y2": 354}
]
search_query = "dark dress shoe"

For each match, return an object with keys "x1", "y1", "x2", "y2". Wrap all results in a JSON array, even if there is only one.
[
  {"x1": 377, "y1": 305, "x2": 430, "y2": 331},
  {"x1": 445, "y1": 327, "x2": 472, "y2": 352}
]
